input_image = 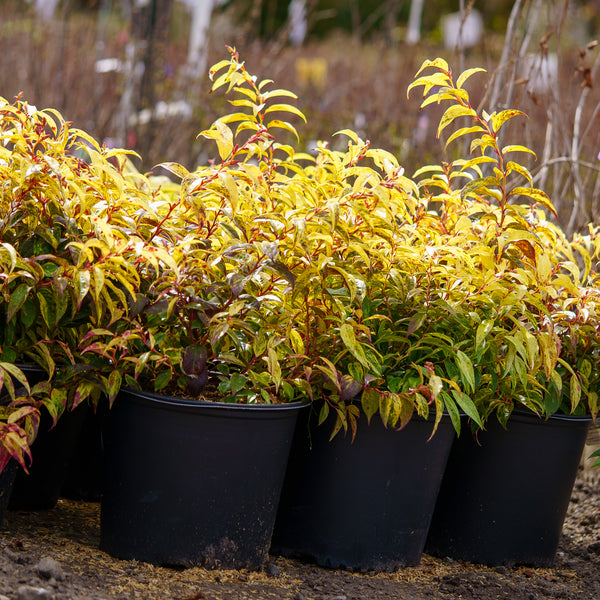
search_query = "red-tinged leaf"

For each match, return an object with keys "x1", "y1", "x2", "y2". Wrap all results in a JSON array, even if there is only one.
[
  {"x1": 0, "y1": 363, "x2": 30, "y2": 396},
  {"x1": 107, "y1": 370, "x2": 122, "y2": 405},
  {"x1": 329, "y1": 406, "x2": 347, "y2": 441},
  {"x1": 73, "y1": 382, "x2": 95, "y2": 409},
  {"x1": 182, "y1": 345, "x2": 208, "y2": 376},
  {"x1": 347, "y1": 404, "x2": 360, "y2": 442},
  {"x1": 340, "y1": 374, "x2": 362, "y2": 402}
]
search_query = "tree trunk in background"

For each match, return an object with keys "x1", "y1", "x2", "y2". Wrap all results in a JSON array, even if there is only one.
[{"x1": 131, "y1": 0, "x2": 175, "y2": 157}]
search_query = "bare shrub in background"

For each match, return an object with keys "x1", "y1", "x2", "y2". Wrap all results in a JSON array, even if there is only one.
[{"x1": 0, "y1": 0, "x2": 598, "y2": 233}]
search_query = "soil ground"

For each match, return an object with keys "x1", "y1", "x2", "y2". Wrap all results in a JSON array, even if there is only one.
[{"x1": 0, "y1": 467, "x2": 598, "y2": 600}]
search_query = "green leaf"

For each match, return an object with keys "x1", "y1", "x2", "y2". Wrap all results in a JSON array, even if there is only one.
[
  {"x1": 441, "y1": 391, "x2": 461, "y2": 435},
  {"x1": 361, "y1": 388, "x2": 379, "y2": 424},
  {"x1": 154, "y1": 369, "x2": 172, "y2": 392},
  {"x1": 7, "y1": 283, "x2": 31, "y2": 323},
  {"x1": 230, "y1": 373, "x2": 247, "y2": 396},
  {"x1": 318, "y1": 402, "x2": 330, "y2": 426},
  {"x1": 452, "y1": 390, "x2": 483, "y2": 428},
  {"x1": 455, "y1": 350, "x2": 475, "y2": 393},
  {"x1": 19, "y1": 297, "x2": 37, "y2": 328}
]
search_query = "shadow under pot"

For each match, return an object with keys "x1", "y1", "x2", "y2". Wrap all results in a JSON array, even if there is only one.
[
  {"x1": 425, "y1": 411, "x2": 592, "y2": 567},
  {"x1": 270, "y1": 404, "x2": 456, "y2": 571},
  {"x1": 100, "y1": 387, "x2": 308, "y2": 570}
]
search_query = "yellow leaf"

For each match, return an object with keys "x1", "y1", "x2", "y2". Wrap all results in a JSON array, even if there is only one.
[
  {"x1": 508, "y1": 187, "x2": 557, "y2": 218},
  {"x1": 456, "y1": 67, "x2": 486, "y2": 88},
  {"x1": 201, "y1": 121, "x2": 234, "y2": 161},
  {"x1": 288, "y1": 329, "x2": 305, "y2": 355},
  {"x1": 502, "y1": 144, "x2": 537, "y2": 158},
  {"x1": 446, "y1": 125, "x2": 486, "y2": 147},
  {"x1": 218, "y1": 171, "x2": 239, "y2": 212},
  {"x1": 489, "y1": 109, "x2": 525, "y2": 133},
  {"x1": 438, "y1": 104, "x2": 478, "y2": 137},
  {"x1": 264, "y1": 103, "x2": 307, "y2": 122},
  {"x1": 538, "y1": 332, "x2": 558, "y2": 379}
]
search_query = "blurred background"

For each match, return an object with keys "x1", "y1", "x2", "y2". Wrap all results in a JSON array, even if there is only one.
[{"x1": 1, "y1": 0, "x2": 599, "y2": 233}]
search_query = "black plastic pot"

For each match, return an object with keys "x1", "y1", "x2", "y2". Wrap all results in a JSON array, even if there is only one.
[
  {"x1": 100, "y1": 387, "x2": 308, "y2": 570},
  {"x1": 2, "y1": 364, "x2": 89, "y2": 510},
  {"x1": 0, "y1": 461, "x2": 18, "y2": 526},
  {"x1": 425, "y1": 411, "x2": 592, "y2": 567},
  {"x1": 270, "y1": 407, "x2": 456, "y2": 571},
  {"x1": 61, "y1": 398, "x2": 109, "y2": 501},
  {"x1": 9, "y1": 402, "x2": 88, "y2": 510}
]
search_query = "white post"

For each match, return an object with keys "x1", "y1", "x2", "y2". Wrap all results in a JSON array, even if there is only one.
[
  {"x1": 288, "y1": 0, "x2": 307, "y2": 46},
  {"x1": 186, "y1": 0, "x2": 215, "y2": 79},
  {"x1": 33, "y1": 0, "x2": 60, "y2": 20},
  {"x1": 406, "y1": 0, "x2": 425, "y2": 45}
]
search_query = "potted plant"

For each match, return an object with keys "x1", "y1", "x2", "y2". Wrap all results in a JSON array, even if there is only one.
[
  {"x1": 82, "y1": 50, "x2": 317, "y2": 570},
  {"x1": 0, "y1": 95, "x2": 155, "y2": 508},
  {"x1": 390, "y1": 58, "x2": 598, "y2": 567}
]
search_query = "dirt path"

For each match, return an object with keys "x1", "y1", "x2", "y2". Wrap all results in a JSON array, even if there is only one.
[{"x1": 0, "y1": 470, "x2": 598, "y2": 600}]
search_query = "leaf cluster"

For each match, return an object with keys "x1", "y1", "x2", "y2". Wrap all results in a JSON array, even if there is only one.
[{"x1": 3, "y1": 50, "x2": 599, "y2": 464}]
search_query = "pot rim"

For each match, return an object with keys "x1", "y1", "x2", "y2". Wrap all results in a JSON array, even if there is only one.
[{"x1": 119, "y1": 385, "x2": 311, "y2": 413}]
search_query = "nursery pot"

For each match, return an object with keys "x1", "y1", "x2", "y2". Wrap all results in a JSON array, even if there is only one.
[
  {"x1": 0, "y1": 364, "x2": 84, "y2": 510},
  {"x1": 0, "y1": 461, "x2": 18, "y2": 526},
  {"x1": 100, "y1": 387, "x2": 308, "y2": 570},
  {"x1": 7, "y1": 365, "x2": 88, "y2": 510},
  {"x1": 270, "y1": 406, "x2": 456, "y2": 571},
  {"x1": 61, "y1": 397, "x2": 110, "y2": 501},
  {"x1": 425, "y1": 411, "x2": 592, "y2": 567}
]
